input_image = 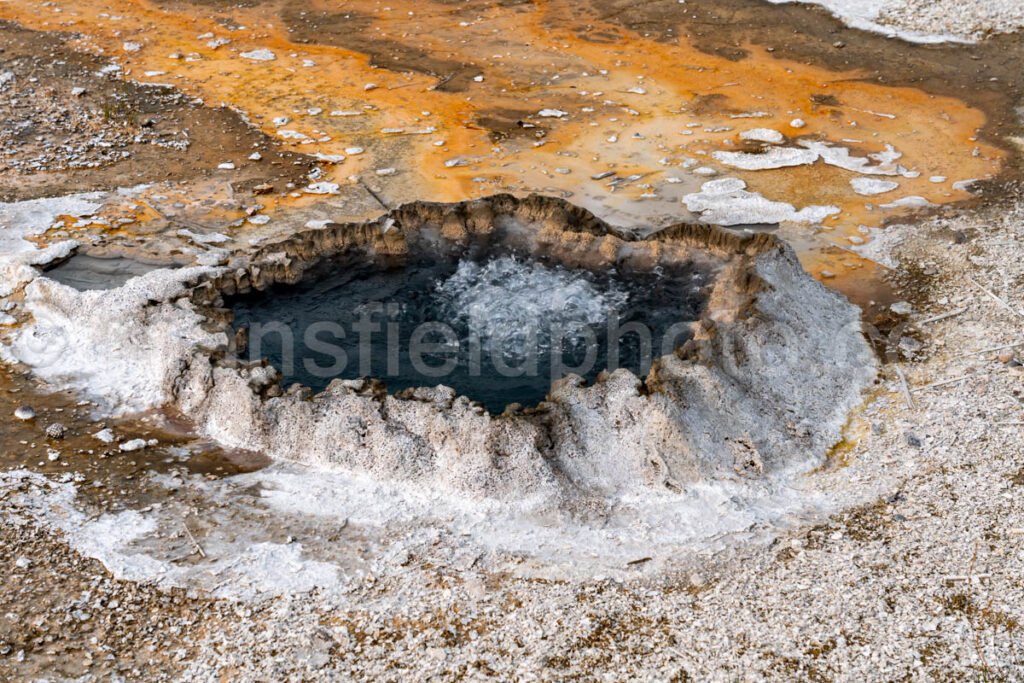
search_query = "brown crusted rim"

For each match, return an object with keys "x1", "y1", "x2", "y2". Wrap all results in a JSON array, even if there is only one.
[
  {"x1": 191, "y1": 193, "x2": 782, "y2": 299},
  {"x1": 183, "y1": 193, "x2": 790, "y2": 414}
]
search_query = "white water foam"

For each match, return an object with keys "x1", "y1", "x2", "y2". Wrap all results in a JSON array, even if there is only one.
[{"x1": 436, "y1": 256, "x2": 628, "y2": 355}]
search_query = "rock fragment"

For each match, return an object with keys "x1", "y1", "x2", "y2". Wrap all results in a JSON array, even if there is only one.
[
  {"x1": 119, "y1": 439, "x2": 148, "y2": 452},
  {"x1": 851, "y1": 178, "x2": 900, "y2": 196},
  {"x1": 740, "y1": 128, "x2": 785, "y2": 144},
  {"x1": 240, "y1": 49, "x2": 276, "y2": 61},
  {"x1": 93, "y1": 428, "x2": 116, "y2": 444}
]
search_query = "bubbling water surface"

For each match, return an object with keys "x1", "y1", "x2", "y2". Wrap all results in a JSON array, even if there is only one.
[{"x1": 230, "y1": 254, "x2": 710, "y2": 413}]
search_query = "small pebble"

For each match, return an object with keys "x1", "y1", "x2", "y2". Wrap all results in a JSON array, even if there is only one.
[
  {"x1": 14, "y1": 406, "x2": 35, "y2": 421},
  {"x1": 890, "y1": 301, "x2": 913, "y2": 316},
  {"x1": 903, "y1": 431, "x2": 923, "y2": 448}
]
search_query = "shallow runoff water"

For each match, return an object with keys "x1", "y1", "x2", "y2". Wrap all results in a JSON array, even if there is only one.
[{"x1": 230, "y1": 254, "x2": 710, "y2": 413}]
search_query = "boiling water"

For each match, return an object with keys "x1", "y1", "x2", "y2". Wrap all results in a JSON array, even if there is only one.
[{"x1": 230, "y1": 254, "x2": 709, "y2": 413}]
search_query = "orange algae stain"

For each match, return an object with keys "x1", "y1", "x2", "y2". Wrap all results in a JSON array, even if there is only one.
[{"x1": 0, "y1": 0, "x2": 1003, "y2": 265}]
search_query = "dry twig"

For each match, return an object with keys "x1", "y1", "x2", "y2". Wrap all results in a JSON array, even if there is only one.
[
  {"x1": 917, "y1": 307, "x2": 968, "y2": 325},
  {"x1": 894, "y1": 365, "x2": 915, "y2": 409},
  {"x1": 182, "y1": 520, "x2": 207, "y2": 559},
  {"x1": 968, "y1": 276, "x2": 1024, "y2": 319}
]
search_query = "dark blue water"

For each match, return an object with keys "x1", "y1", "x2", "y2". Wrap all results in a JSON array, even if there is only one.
[{"x1": 229, "y1": 254, "x2": 709, "y2": 414}]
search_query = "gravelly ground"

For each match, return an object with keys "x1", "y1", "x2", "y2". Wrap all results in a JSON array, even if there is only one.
[
  {"x1": 177, "y1": 188, "x2": 1024, "y2": 681},
  {"x1": 0, "y1": 21, "x2": 312, "y2": 202},
  {"x1": 768, "y1": 0, "x2": 1024, "y2": 42},
  {"x1": 0, "y1": 491, "x2": 222, "y2": 680},
  {"x1": 1, "y1": 187, "x2": 1021, "y2": 681},
  {"x1": 879, "y1": 0, "x2": 1024, "y2": 39}
]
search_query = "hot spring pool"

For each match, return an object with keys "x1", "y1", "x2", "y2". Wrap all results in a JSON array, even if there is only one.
[{"x1": 229, "y1": 253, "x2": 710, "y2": 414}]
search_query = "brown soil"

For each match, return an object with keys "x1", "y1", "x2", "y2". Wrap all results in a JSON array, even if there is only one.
[{"x1": 0, "y1": 21, "x2": 315, "y2": 202}]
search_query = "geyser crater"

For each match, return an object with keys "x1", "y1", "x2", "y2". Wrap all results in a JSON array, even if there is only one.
[{"x1": 8, "y1": 194, "x2": 876, "y2": 520}]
